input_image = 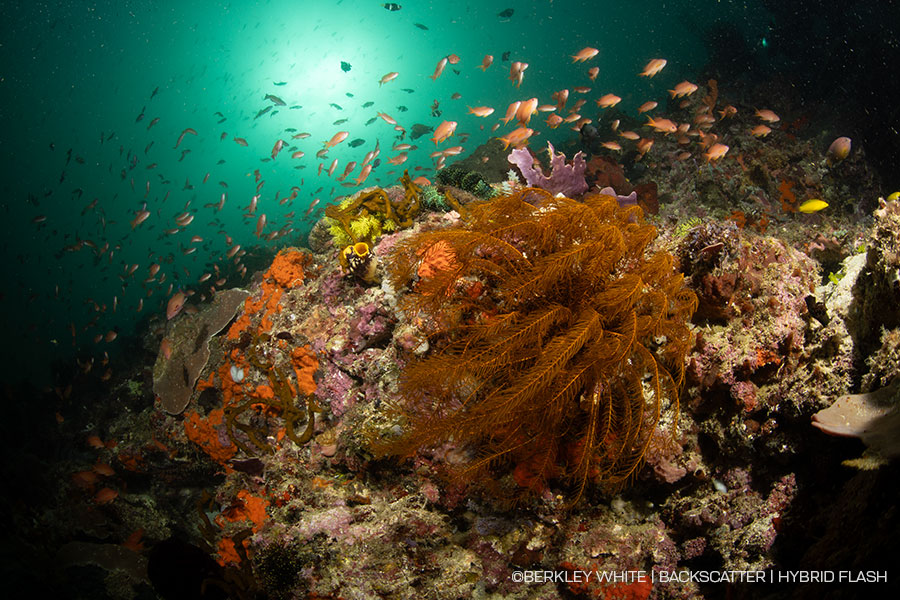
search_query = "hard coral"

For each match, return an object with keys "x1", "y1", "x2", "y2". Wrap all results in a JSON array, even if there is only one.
[
  {"x1": 378, "y1": 190, "x2": 697, "y2": 503},
  {"x1": 153, "y1": 288, "x2": 250, "y2": 414}
]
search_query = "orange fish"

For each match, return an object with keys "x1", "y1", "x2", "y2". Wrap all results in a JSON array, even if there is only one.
[
  {"x1": 639, "y1": 58, "x2": 667, "y2": 77},
  {"x1": 552, "y1": 89, "x2": 569, "y2": 110},
  {"x1": 467, "y1": 106, "x2": 494, "y2": 117},
  {"x1": 377, "y1": 112, "x2": 398, "y2": 125},
  {"x1": 446, "y1": 54, "x2": 461, "y2": 65},
  {"x1": 354, "y1": 163, "x2": 373, "y2": 185},
  {"x1": 337, "y1": 161, "x2": 357, "y2": 181},
  {"x1": 93, "y1": 462, "x2": 115, "y2": 477},
  {"x1": 94, "y1": 487, "x2": 118, "y2": 504},
  {"x1": 508, "y1": 61, "x2": 528, "y2": 87},
  {"x1": 166, "y1": 291, "x2": 186, "y2": 320},
  {"x1": 619, "y1": 130, "x2": 640, "y2": 140},
  {"x1": 645, "y1": 116, "x2": 678, "y2": 134},
  {"x1": 256, "y1": 213, "x2": 267, "y2": 237},
  {"x1": 324, "y1": 131, "x2": 349, "y2": 148},
  {"x1": 718, "y1": 105, "x2": 737, "y2": 119},
  {"x1": 122, "y1": 529, "x2": 145, "y2": 553},
  {"x1": 72, "y1": 470, "x2": 98, "y2": 488},
  {"x1": 636, "y1": 138, "x2": 654, "y2": 155},
  {"x1": 131, "y1": 209, "x2": 150, "y2": 229},
  {"x1": 571, "y1": 47, "x2": 599, "y2": 62},
  {"x1": 669, "y1": 80, "x2": 698, "y2": 98},
  {"x1": 516, "y1": 98, "x2": 538, "y2": 125},
  {"x1": 596, "y1": 93, "x2": 621, "y2": 108},
  {"x1": 388, "y1": 153, "x2": 408, "y2": 165},
  {"x1": 704, "y1": 143, "x2": 729, "y2": 162},
  {"x1": 545, "y1": 114, "x2": 563, "y2": 129},
  {"x1": 430, "y1": 57, "x2": 448, "y2": 80},
  {"x1": 379, "y1": 71, "x2": 399, "y2": 86},
  {"x1": 754, "y1": 109, "x2": 780, "y2": 123},
  {"x1": 479, "y1": 54, "x2": 493, "y2": 71},
  {"x1": 431, "y1": 120, "x2": 458, "y2": 144},
  {"x1": 601, "y1": 141, "x2": 622, "y2": 151},
  {"x1": 271, "y1": 138, "x2": 284, "y2": 159},
  {"x1": 693, "y1": 113, "x2": 716, "y2": 128},
  {"x1": 750, "y1": 125, "x2": 772, "y2": 137},
  {"x1": 501, "y1": 101, "x2": 521, "y2": 124},
  {"x1": 587, "y1": 67, "x2": 599, "y2": 81},
  {"x1": 637, "y1": 101, "x2": 658, "y2": 114},
  {"x1": 412, "y1": 176, "x2": 431, "y2": 186},
  {"x1": 498, "y1": 127, "x2": 534, "y2": 150}
]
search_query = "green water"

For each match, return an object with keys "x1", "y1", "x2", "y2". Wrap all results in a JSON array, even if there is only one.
[{"x1": 0, "y1": 0, "x2": 771, "y2": 383}]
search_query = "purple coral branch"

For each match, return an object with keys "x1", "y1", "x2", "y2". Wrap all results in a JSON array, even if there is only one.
[{"x1": 508, "y1": 142, "x2": 588, "y2": 197}]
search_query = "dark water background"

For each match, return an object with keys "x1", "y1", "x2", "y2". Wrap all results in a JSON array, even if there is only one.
[{"x1": 1, "y1": 0, "x2": 897, "y2": 384}]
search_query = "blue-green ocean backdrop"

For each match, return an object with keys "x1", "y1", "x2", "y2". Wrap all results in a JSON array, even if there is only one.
[{"x1": 3, "y1": 0, "x2": 894, "y2": 384}]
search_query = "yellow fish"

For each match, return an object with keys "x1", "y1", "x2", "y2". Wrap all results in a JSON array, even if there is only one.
[
  {"x1": 799, "y1": 199, "x2": 829, "y2": 213},
  {"x1": 887, "y1": 191, "x2": 900, "y2": 202}
]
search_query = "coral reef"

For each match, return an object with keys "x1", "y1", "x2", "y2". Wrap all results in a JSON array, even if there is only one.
[
  {"x1": 376, "y1": 190, "x2": 697, "y2": 502},
  {"x1": 22, "y1": 170, "x2": 900, "y2": 599}
]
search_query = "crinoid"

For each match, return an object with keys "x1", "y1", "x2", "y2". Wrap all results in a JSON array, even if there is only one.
[{"x1": 376, "y1": 189, "x2": 697, "y2": 503}]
